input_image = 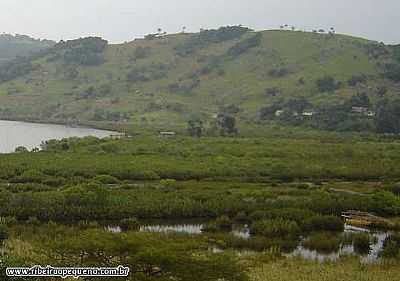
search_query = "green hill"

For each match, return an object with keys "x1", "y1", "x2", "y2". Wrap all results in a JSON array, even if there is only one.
[
  {"x1": 0, "y1": 27, "x2": 398, "y2": 133},
  {"x1": 0, "y1": 34, "x2": 55, "y2": 64}
]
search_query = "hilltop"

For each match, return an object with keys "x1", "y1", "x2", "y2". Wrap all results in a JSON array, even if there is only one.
[
  {"x1": 0, "y1": 27, "x2": 399, "y2": 134},
  {"x1": 0, "y1": 34, "x2": 55, "y2": 64}
]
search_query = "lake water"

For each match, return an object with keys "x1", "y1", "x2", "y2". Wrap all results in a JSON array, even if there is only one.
[
  {"x1": 0, "y1": 120, "x2": 116, "y2": 153},
  {"x1": 106, "y1": 221, "x2": 392, "y2": 263}
]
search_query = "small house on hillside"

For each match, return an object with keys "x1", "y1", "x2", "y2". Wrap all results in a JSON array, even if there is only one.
[
  {"x1": 302, "y1": 111, "x2": 315, "y2": 117},
  {"x1": 351, "y1": 107, "x2": 375, "y2": 117},
  {"x1": 275, "y1": 110, "x2": 284, "y2": 117},
  {"x1": 352, "y1": 106, "x2": 368, "y2": 114},
  {"x1": 159, "y1": 131, "x2": 176, "y2": 137}
]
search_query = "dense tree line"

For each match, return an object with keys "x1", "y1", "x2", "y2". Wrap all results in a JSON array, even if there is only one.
[{"x1": 175, "y1": 26, "x2": 251, "y2": 56}]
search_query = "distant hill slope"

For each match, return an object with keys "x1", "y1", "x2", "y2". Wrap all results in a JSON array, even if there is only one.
[
  {"x1": 0, "y1": 27, "x2": 398, "y2": 133},
  {"x1": 0, "y1": 34, "x2": 55, "y2": 64}
]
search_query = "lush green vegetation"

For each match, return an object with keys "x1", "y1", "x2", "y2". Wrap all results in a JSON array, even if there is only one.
[
  {"x1": 1, "y1": 134, "x2": 400, "y2": 223},
  {"x1": 0, "y1": 131, "x2": 399, "y2": 280},
  {"x1": 0, "y1": 34, "x2": 54, "y2": 65},
  {"x1": 0, "y1": 27, "x2": 399, "y2": 134}
]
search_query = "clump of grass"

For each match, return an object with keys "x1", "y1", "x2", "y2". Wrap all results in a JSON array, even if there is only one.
[
  {"x1": 380, "y1": 233, "x2": 400, "y2": 259},
  {"x1": 215, "y1": 215, "x2": 233, "y2": 230},
  {"x1": 303, "y1": 215, "x2": 344, "y2": 232},
  {"x1": 353, "y1": 233, "x2": 372, "y2": 255},
  {"x1": 250, "y1": 219, "x2": 300, "y2": 238},
  {"x1": 0, "y1": 225, "x2": 8, "y2": 243},
  {"x1": 302, "y1": 232, "x2": 342, "y2": 253},
  {"x1": 120, "y1": 218, "x2": 141, "y2": 231},
  {"x1": 203, "y1": 216, "x2": 233, "y2": 233},
  {"x1": 251, "y1": 257, "x2": 400, "y2": 281},
  {"x1": 234, "y1": 211, "x2": 248, "y2": 223}
]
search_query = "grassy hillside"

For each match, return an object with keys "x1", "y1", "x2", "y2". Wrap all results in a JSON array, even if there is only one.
[
  {"x1": 0, "y1": 27, "x2": 398, "y2": 133},
  {"x1": 0, "y1": 34, "x2": 54, "y2": 64}
]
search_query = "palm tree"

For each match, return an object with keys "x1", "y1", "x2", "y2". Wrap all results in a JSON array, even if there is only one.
[
  {"x1": 157, "y1": 28, "x2": 162, "y2": 35},
  {"x1": 182, "y1": 26, "x2": 187, "y2": 33}
]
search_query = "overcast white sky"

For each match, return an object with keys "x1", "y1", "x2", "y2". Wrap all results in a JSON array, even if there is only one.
[{"x1": 0, "y1": 0, "x2": 398, "y2": 44}]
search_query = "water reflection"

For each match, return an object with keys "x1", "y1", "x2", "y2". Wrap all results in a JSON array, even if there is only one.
[
  {"x1": 289, "y1": 225, "x2": 391, "y2": 263},
  {"x1": 106, "y1": 221, "x2": 250, "y2": 239},
  {"x1": 105, "y1": 221, "x2": 392, "y2": 263}
]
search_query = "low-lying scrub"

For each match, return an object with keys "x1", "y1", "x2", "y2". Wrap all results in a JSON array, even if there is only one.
[{"x1": 250, "y1": 219, "x2": 300, "y2": 238}]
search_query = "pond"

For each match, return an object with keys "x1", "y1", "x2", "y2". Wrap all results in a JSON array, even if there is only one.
[
  {"x1": 0, "y1": 120, "x2": 117, "y2": 153},
  {"x1": 105, "y1": 221, "x2": 392, "y2": 263},
  {"x1": 106, "y1": 220, "x2": 251, "y2": 239},
  {"x1": 288, "y1": 224, "x2": 391, "y2": 263}
]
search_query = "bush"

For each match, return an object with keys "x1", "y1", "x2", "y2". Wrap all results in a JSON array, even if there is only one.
[
  {"x1": 387, "y1": 183, "x2": 400, "y2": 196},
  {"x1": 61, "y1": 37, "x2": 107, "y2": 66},
  {"x1": 0, "y1": 225, "x2": 8, "y2": 242},
  {"x1": 14, "y1": 146, "x2": 28, "y2": 153},
  {"x1": 234, "y1": 212, "x2": 248, "y2": 223},
  {"x1": 250, "y1": 219, "x2": 300, "y2": 238},
  {"x1": 227, "y1": 33, "x2": 262, "y2": 57},
  {"x1": 93, "y1": 175, "x2": 120, "y2": 184},
  {"x1": 353, "y1": 233, "x2": 372, "y2": 255},
  {"x1": 175, "y1": 26, "x2": 251, "y2": 56},
  {"x1": 215, "y1": 215, "x2": 233, "y2": 231},
  {"x1": 303, "y1": 215, "x2": 344, "y2": 232},
  {"x1": 26, "y1": 216, "x2": 41, "y2": 226},
  {"x1": 201, "y1": 222, "x2": 218, "y2": 233},
  {"x1": 268, "y1": 68, "x2": 289, "y2": 78},
  {"x1": 160, "y1": 179, "x2": 177, "y2": 189},
  {"x1": 120, "y1": 218, "x2": 141, "y2": 231},
  {"x1": 249, "y1": 211, "x2": 267, "y2": 222},
  {"x1": 380, "y1": 234, "x2": 400, "y2": 258},
  {"x1": 316, "y1": 76, "x2": 340, "y2": 92},
  {"x1": 302, "y1": 232, "x2": 341, "y2": 253},
  {"x1": 347, "y1": 74, "x2": 367, "y2": 86}
]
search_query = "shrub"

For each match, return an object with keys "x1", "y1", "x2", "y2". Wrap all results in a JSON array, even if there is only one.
[
  {"x1": 0, "y1": 225, "x2": 8, "y2": 242},
  {"x1": 250, "y1": 219, "x2": 300, "y2": 238},
  {"x1": 249, "y1": 211, "x2": 267, "y2": 222},
  {"x1": 234, "y1": 212, "x2": 248, "y2": 223},
  {"x1": 380, "y1": 234, "x2": 400, "y2": 258},
  {"x1": 268, "y1": 68, "x2": 289, "y2": 78},
  {"x1": 302, "y1": 232, "x2": 341, "y2": 253},
  {"x1": 316, "y1": 76, "x2": 339, "y2": 92},
  {"x1": 11, "y1": 169, "x2": 45, "y2": 183},
  {"x1": 0, "y1": 217, "x2": 17, "y2": 226},
  {"x1": 215, "y1": 215, "x2": 233, "y2": 231},
  {"x1": 93, "y1": 175, "x2": 120, "y2": 184},
  {"x1": 353, "y1": 233, "x2": 372, "y2": 255},
  {"x1": 14, "y1": 146, "x2": 28, "y2": 153},
  {"x1": 227, "y1": 33, "x2": 262, "y2": 57},
  {"x1": 303, "y1": 215, "x2": 344, "y2": 232},
  {"x1": 160, "y1": 179, "x2": 177, "y2": 189},
  {"x1": 26, "y1": 216, "x2": 41, "y2": 226},
  {"x1": 387, "y1": 183, "x2": 400, "y2": 196},
  {"x1": 347, "y1": 74, "x2": 367, "y2": 86},
  {"x1": 175, "y1": 26, "x2": 251, "y2": 56},
  {"x1": 201, "y1": 222, "x2": 218, "y2": 233},
  {"x1": 120, "y1": 218, "x2": 141, "y2": 231},
  {"x1": 384, "y1": 64, "x2": 400, "y2": 82}
]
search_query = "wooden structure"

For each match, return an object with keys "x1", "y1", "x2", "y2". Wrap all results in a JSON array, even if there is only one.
[{"x1": 341, "y1": 210, "x2": 394, "y2": 228}]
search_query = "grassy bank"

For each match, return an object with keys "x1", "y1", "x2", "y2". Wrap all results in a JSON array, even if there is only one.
[{"x1": 250, "y1": 257, "x2": 399, "y2": 281}]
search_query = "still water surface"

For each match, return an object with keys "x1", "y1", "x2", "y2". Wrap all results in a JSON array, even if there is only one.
[
  {"x1": 106, "y1": 221, "x2": 391, "y2": 263},
  {"x1": 0, "y1": 120, "x2": 116, "y2": 153}
]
